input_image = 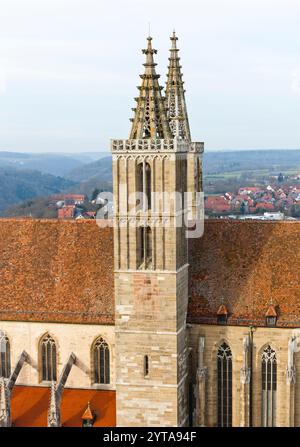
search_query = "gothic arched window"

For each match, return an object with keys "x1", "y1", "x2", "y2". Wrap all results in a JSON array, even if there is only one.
[
  {"x1": 40, "y1": 334, "x2": 57, "y2": 382},
  {"x1": 262, "y1": 345, "x2": 277, "y2": 427},
  {"x1": 93, "y1": 337, "x2": 110, "y2": 384},
  {"x1": 217, "y1": 342, "x2": 232, "y2": 427},
  {"x1": 0, "y1": 333, "x2": 11, "y2": 378},
  {"x1": 136, "y1": 161, "x2": 151, "y2": 211}
]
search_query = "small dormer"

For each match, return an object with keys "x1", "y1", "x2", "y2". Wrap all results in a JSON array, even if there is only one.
[
  {"x1": 217, "y1": 304, "x2": 228, "y2": 325},
  {"x1": 82, "y1": 402, "x2": 95, "y2": 427},
  {"x1": 265, "y1": 305, "x2": 277, "y2": 327}
]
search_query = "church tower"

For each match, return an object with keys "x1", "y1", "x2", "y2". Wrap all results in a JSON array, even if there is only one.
[{"x1": 111, "y1": 35, "x2": 203, "y2": 427}]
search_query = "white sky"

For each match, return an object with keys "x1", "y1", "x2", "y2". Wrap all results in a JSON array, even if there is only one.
[{"x1": 0, "y1": 0, "x2": 300, "y2": 153}]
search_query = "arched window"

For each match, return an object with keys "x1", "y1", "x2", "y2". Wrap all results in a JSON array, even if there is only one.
[
  {"x1": 262, "y1": 345, "x2": 277, "y2": 427},
  {"x1": 93, "y1": 337, "x2": 110, "y2": 384},
  {"x1": 136, "y1": 162, "x2": 143, "y2": 208},
  {"x1": 136, "y1": 161, "x2": 151, "y2": 211},
  {"x1": 145, "y1": 162, "x2": 151, "y2": 210},
  {"x1": 0, "y1": 332, "x2": 11, "y2": 378},
  {"x1": 217, "y1": 342, "x2": 232, "y2": 427},
  {"x1": 138, "y1": 226, "x2": 152, "y2": 269},
  {"x1": 40, "y1": 334, "x2": 57, "y2": 382}
]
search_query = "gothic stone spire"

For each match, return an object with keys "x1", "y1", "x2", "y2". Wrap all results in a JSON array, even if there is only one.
[
  {"x1": 165, "y1": 31, "x2": 191, "y2": 141},
  {"x1": 129, "y1": 37, "x2": 172, "y2": 140},
  {"x1": 0, "y1": 377, "x2": 10, "y2": 427}
]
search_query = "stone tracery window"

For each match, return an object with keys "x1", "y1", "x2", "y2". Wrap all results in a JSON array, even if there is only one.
[
  {"x1": 93, "y1": 336, "x2": 110, "y2": 384},
  {"x1": 0, "y1": 332, "x2": 11, "y2": 378},
  {"x1": 41, "y1": 334, "x2": 57, "y2": 382},
  {"x1": 217, "y1": 342, "x2": 232, "y2": 427},
  {"x1": 261, "y1": 345, "x2": 277, "y2": 427}
]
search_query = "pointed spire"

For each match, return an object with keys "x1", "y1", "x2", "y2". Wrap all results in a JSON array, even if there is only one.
[
  {"x1": 129, "y1": 37, "x2": 172, "y2": 140},
  {"x1": 165, "y1": 31, "x2": 191, "y2": 141}
]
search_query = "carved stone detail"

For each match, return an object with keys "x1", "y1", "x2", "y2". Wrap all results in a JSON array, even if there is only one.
[{"x1": 286, "y1": 337, "x2": 298, "y2": 385}]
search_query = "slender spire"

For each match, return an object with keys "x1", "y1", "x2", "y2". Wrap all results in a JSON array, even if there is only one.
[
  {"x1": 0, "y1": 378, "x2": 10, "y2": 427},
  {"x1": 165, "y1": 31, "x2": 191, "y2": 141},
  {"x1": 129, "y1": 37, "x2": 172, "y2": 140}
]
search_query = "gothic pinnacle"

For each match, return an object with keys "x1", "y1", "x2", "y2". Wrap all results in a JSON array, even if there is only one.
[
  {"x1": 129, "y1": 36, "x2": 172, "y2": 140},
  {"x1": 165, "y1": 31, "x2": 191, "y2": 141}
]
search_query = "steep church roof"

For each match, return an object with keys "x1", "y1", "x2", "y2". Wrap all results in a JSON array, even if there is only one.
[
  {"x1": 1, "y1": 219, "x2": 300, "y2": 327},
  {"x1": 0, "y1": 219, "x2": 114, "y2": 325},
  {"x1": 188, "y1": 220, "x2": 300, "y2": 327}
]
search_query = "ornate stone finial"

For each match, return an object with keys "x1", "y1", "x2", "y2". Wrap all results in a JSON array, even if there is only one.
[
  {"x1": 171, "y1": 30, "x2": 178, "y2": 48},
  {"x1": 48, "y1": 381, "x2": 59, "y2": 427},
  {"x1": 0, "y1": 377, "x2": 10, "y2": 427},
  {"x1": 240, "y1": 334, "x2": 251, "y2": 385},
  {"x1": 165, "y1": 32, "x2": 191, "y2": 141},
  {"x1": 129, "y1": 37, "x2": 172, "y2": 140},
  {"x1": 286, "y1": 337, "x2": 297, "y2": 385}
]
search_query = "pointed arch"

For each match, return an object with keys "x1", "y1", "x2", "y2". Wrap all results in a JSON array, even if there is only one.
[
  {"x1": 39, "y1": 333, "x2": 57, "y2": 382},
  {"x1": 217, "y1": 342, "x2": 232, "y2": 427},
  {"x1": 0, "y1": 331, "x2": 11, "y2": 378},
  {"x1": 92, "y1": 336, "x2": 110, "y2": 384}
]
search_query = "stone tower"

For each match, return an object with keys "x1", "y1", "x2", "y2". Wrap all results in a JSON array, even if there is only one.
[{"x1": 111, "y1": 35, "x2": 203, "y2": 427}]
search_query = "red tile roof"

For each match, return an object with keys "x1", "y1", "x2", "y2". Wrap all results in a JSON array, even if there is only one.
[
  {"x1": 0, "y1": 219, "x2": 114, "y2": 325},
  {"x1": 188, "y1": 220, "x2": 300, "y2": 327},
  {"x1": 11, "y1": 385, "x2": 116, "y2": 427},
  {"x1": 1, "y1": 219, "x2": 300, "y2": 328}
]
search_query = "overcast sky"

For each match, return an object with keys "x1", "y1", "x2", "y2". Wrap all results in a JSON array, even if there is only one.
[{"x1": 0, "y1": 0, "x2": 300, "y2": 153}]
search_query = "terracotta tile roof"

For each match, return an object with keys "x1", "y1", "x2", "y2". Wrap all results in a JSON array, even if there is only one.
[
  {"x1": 188, "y1": 220, "x2": 300, "y2": 327},
  {"x1": 0, "y1": 219, "x2": 114, "y2": 325},
  {"x1": 2, "y1": 219, "x2": 300, "y2": 328},
  {"x1": 11, "y1": 385, "x2": 116, "y2": 427}
]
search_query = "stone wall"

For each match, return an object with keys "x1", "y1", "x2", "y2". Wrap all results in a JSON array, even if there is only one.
[
  {"x1": 115, "y1": 268, "x2": 189, "y2": 426},
  {"x1": 189, "y1": 324, "x2": 300, "y2": 427},
  {"x1": 0, "y1": 321, "x2": 115, "y2": 390}
]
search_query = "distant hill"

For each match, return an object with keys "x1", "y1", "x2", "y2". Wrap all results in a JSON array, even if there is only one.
[
  {"x1": 4, "y1": 149, "x2": 300, "y2": 218},
  {"x1": 64, "y1": 149, "x2": 300, "y2": 184},
  {"x1": 0, "y1": 151, "x2": 110, "y2": 177},
  {"x1": 203, "y1": 149, "x2": 300, "y2": 175},
  {"x1": 65, "y1": 156, "x2": 112, "y2": 182},
  {"x1": 0, "y1": 167, "x2": 76, "y2": 213}
]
